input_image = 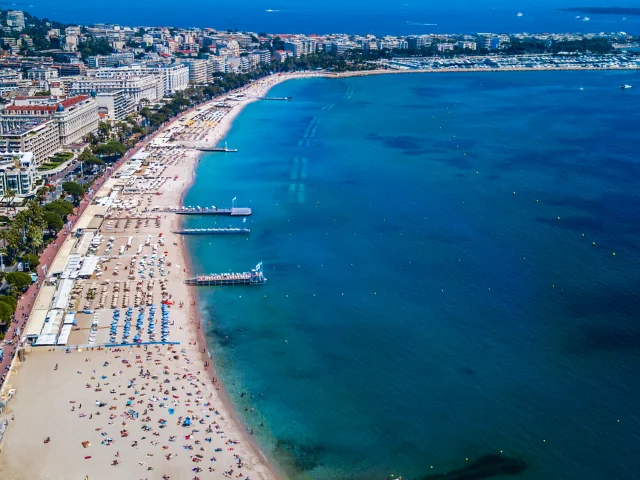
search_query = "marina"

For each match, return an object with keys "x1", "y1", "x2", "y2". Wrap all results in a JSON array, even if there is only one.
[
  {"x1": 185, "y1": 262, "x2": 266, "y2": 286},
  {"x1": 174, "y1": 227, "x2": 250, "y2": 235}
]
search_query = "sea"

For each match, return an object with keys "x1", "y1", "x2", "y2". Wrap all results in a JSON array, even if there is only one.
[
  {"x1": 25, "y1": 1, "x2": 640, "y2": 36},
  {"x1": 182, "y1": 70, "x2": 640, "y2": 480}
]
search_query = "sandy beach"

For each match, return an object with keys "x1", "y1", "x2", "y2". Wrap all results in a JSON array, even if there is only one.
[{"x1": 0, "y1": 73, "x2": 300, "y2": 480}]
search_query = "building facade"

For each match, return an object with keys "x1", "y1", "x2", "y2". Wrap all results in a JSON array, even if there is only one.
[
  {"x1": 182, "y1": 59, "x2": 208, "y2": 84},
  {"x1": 0, "y1": 95, "x2": 99, "y2": 147},
  {"x1": 0, "y1": 120, "x2": 61, "y2": 166},
  {"x1": 0, "y1": 151, "x2": 36, "y2": 197},
  {"x1": 71, "y1": 75, "x2": 162, "y2": 103},
  {"x1": 96, "y1": 90, "x2": 135, "y2": 120}
]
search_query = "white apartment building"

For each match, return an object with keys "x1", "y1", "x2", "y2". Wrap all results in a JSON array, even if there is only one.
[
  {"x1": 0, "y1": 95, "x2": 99, "y2": 147},
  {"x1": 96, "y1": 90, "x2": 135, "y2": 120},
  {"x1": 208, "y1": 56, "x2": 226, "y2": 73},
  {"x1": 284, "y1": 39, "x2": 318, "y2": 57},
  {"x1": 6, "y1": 10, "x2": 25, "y2": 30},
  {"x1": 0, "y1": 152, "x2": 37, "y2": 197},
  {"x1": 182, "y1": 59, "x2": 208, "y2": 84},
  {"x1": 53, "y1": 97, "x2": 100, "y2": 145},
  {"x1": 27, "y1": 67, "x2": 60, "y2": 81},
  {"x1": 92, "y1": 64, "x2": 189, "y2": 94},
  {"x1": 0, "y1": 120, "x2": 61, "y2": 166},
  {"x1": 71, "y1": 75, "x2": 162, "y2": 103}
]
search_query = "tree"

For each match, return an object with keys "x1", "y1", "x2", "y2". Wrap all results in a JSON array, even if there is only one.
[
  {"x1": 2, "y1": 187, "x2": 16, "y2": 210},
  {"x1": 21, "y1": 253, "x2": 40, "y2": 269},
  {"x1": 0, "y1": 295, "x2": 18, "y2": 311},
  {"x1": 0, "y1": 301, "x2": 12, "y2": 324},
  {"x1": 62, "y1": 181, "x2": 85, "y2": 205},
  {"x1": 44, "y1": 199, "x2": 74, "y2": 218},
  {"x1": 98, "y1": 121, "x2": 111, "y2": 140},
  {"x1": 93, "y1": 140, "x2": 125, "y2": 157},
  {"x1": 5, "y1": 271, "x2": 32, "y2": 291},
  {"x1": 44, "y1": 210, "x2": 64, "y2": 232}
]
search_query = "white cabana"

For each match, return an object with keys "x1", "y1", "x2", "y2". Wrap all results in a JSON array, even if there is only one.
[
  {"x1": 35, "y1": 333, "x2": 58, "y2": 346},
  {"x1": 34, "y1": 310, "x2": 64, "y2": 346},
  {"x1": 78, "y1": 256, "x2": 100, "y2": 278},
  {"x1": 63, "y1": 312, "x2": 76, "y2": 325},
  {"x1": 22, "y1": 309, "x2": 49, "y2": 344},
  {"x1": 56, "y1": 324, "x2": 73, "y2": 345},
  {"x1": 52, "y1": 279, "x2": 74, "y2": 310}
]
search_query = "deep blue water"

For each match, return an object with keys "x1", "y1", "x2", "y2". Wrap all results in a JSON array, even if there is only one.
[
  {"x1": 183, "y1": 71, "x2": 640, "y2": 480},
  {"x1": 25, "y1": 1, "x2": 640, "y2": 35}
]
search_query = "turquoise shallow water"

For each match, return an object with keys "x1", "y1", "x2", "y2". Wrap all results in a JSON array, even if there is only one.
[{"x1": 183, "y1": 71, "x2": 640, "y2": 480}]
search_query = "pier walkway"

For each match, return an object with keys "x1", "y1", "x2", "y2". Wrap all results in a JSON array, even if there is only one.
[{"x1": 186, "y1": 262, "x2": 266, "y2": 286}]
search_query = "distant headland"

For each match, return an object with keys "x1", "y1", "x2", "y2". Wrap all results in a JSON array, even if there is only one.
[{"x1": 561, "y1": 7, "x2": 640, "y2": 16}]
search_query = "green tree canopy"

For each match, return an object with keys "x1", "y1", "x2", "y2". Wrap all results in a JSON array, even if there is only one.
[
  {"x1": 62, "y1": 182, "x2": 85, "y2": 204},
  {"x1": 44, "y1": 199, "x2": 74, "y2": 218},
  {"x1": 5, "y1": 271, "x2": 32, "y2": 291},
  {"x1": 0, "y1": 301, "x2": 13, "y2": 323},
  {"x1": 0, "y1": 295, "x2": 18, "y2": 311},
  {"x1": 44, "y1": 210, "x2": 64, "y2": 232},
  {"x1": 21, "y1": 253, "x2": 40, "y2": 269}
]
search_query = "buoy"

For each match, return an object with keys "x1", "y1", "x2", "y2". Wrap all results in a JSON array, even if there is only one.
[
  {"x1": 536, "y1": 199, "x2": 539, "y2": 203},
  {"x1": 476, "y1": 171, "x2": 478, "y2": 175},
  {"x1": 557, "y1": 217, "x2": 561, "y2": 220},
  {"x1": 513, "y1": 192, "x2": 516, "y2": 195},
  {"x1": 612, "y1": 252, "x2": 616, "y2": 256},
  {"x1": 592, "y1": 242, "x2": 596, "y2": 246},
  {"x1": 582, "y1": 233, "x2": 585, "y2": 237}
]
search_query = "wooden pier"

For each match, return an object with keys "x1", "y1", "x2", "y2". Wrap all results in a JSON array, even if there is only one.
[
  {"x1": 185, "y1": 262, "x2": 266, "y2": 286},
  {"x1": 260, "y1": 97, "x2": 293, "y2": 101},
  {"x1": 174, "y1": 227, "x2": 250, "y2": 235},
  {"x1": 175, "y1": 207, "x2": 251, "y2": 216}
]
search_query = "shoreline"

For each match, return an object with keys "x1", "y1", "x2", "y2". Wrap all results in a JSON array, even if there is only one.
[{"x1": 174, "y1": 73, "x2": 301, "y2": 480}]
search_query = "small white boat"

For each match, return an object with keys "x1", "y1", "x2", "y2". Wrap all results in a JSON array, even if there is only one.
[
  {"x1": 621, "y1": 84, "x2": 632, "y2": 90},
  {"x1": 517, "y1": 12, "x2": 523, "y2": 17}
]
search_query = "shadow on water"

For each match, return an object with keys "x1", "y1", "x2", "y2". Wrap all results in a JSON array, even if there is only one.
[
  {"x1": 273, "y1": 437, "x2": 326, "y2": 475},
  {"x1": 420, "y1": 454, "x2": 527, "y2": 480}
]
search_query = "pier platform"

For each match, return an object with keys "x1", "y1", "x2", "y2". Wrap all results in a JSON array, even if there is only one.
[
  {"x1": 174, "y1": 227, "x2": 250, "y2": 235},
  {"x1": 175, "y1": 207, "x2": 251, "y2": 216},
  {"x1": 186, "y1": 262, "x2": 266, "y2": 286},
  {"x1": 198, "y1": 146, "x2": 238, "y2": 152}
]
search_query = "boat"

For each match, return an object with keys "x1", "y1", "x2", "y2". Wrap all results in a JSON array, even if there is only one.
[
  {"x1": 517, "y1": 12, "x2": 523, "y2": 17},
  {"x1": 621, "y1": 84, "x2": 632, "y2": 90},
  {"x1": 582, "y1": 16, "x2": 590, "y2": 21}
]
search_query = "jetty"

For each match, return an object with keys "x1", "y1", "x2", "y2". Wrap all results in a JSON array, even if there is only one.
[
  {"x1": 259, "y1": 96, "x2": 293, "y2": 101},
  {"x1": 175, "y1": 197, "x2": 251, "y2": 216},
  {"x1": 174, "y1": 227, "x2": 250, "y2": 235},
  {"x1": 186, "y1": 262, "x2": 267, "y2": 286},
  {"x1": 197, "y1": 141, "x2": 237, "y2": 153},
  {"x1": 175, "y1": 207, "x2": 251, "y2": 216}
]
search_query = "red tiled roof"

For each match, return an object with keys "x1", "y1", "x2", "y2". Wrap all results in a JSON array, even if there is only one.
[{"x1": 5, "y1": 95, "x2": 90, "y2": 113}]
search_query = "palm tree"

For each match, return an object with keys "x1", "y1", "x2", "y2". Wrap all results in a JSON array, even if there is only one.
[{"x1": 2, "y1": 188, "x2": 16, "y2": 212}]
